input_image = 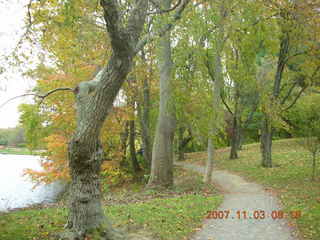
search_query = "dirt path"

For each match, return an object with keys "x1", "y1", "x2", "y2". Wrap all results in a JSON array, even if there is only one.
[{"x1": 176, "y1": 162, "x2": 299, "y2": 240}]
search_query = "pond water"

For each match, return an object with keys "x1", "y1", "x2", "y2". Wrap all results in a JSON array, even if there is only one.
[{"x1": 0, "y1": 154, "x2": 66, "y2": 212}]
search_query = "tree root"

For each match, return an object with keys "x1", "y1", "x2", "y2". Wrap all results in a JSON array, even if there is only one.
[{"x1": 53, "y1": 225, "x2": 127, "y2": 240}]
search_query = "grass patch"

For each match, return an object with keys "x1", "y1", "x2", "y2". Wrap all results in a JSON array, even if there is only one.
[
  {"x1": 107, "y1": 194, "x2": 221, "y2": 240},
  {"x1": 186, "y1": 138, "x2": 320, "y2": 240},
  {"x1": 0, "y1": 167, "x2": 222, "y2": 240},
  {"x1": 0, "y1": 148, "x2": 35, "y2": 155}
]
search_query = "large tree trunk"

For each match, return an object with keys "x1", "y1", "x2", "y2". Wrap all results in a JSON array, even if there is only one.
[
  {"x1": 66, "y1": 139, "x2": 115, "y2": 238},
  {"x1": 260, "y1": 113, "x2": 273, "y2": 168},
  {"x1": 148, "y1": 0, "x2": 176, "y2": 188},
  {"x1": 64, "y1": 59, "x2": 133, "y2": 240}
]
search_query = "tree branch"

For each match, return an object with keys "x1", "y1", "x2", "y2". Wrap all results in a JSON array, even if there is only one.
[
  {"x1": 39, "y1": 87, "x2": 74, "y2": 102},
  {"x1": 282, "y1": 65, "x2": 320, "y2": 111},
  {"x1": 0, "y1": 88, "x2": 73, "y2": 109},
  {"x1": 100, "y1": 0, "x2": 127, "y2": 53},
  {"x1": 134, "y1": 0, "x2": 190, "y2": 54},
  {"x1": 280, "y1": 81, "x2": 298, "y2": 105},
  {"x1": 220, "y1": 92, "x2": 233, "y2": 115},
  {"x1": 148, "y1": 0, "x2": 182, "y2": 15},
  {"x1": 243, "y1": 100, "x2": 259, "y2": 129},
  {"x1": 205, "y1": 50, "x2": 215, "y2": 82},
  {"x1": 282, "y1": 86, "x2": 307, "y2": 112},
  {"x1": 126, "y1": 0, "x2": 149, "y2": 44}
]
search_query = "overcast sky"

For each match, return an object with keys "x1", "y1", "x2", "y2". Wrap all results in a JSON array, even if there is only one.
[{"x1": 0, "y1": 0, "x2": 35, "y2": 128}]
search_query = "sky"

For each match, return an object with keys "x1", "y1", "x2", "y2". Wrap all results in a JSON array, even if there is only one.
[{"x1": 0, "y1": 0, "x2": 35, "y2": 128}]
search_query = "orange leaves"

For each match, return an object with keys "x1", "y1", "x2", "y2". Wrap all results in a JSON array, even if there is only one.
[{"x1": 25, "y1": 134, "x2": 69, "y2": 184}]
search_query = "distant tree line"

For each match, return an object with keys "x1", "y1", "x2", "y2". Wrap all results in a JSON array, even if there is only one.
[{"x1": 0, "y1": 127, "x2": 25, "y2": 147}]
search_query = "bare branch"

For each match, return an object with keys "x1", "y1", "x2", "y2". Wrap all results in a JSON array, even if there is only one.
[
  {"x1": 27, "y1": 0, "x2": 33, "y2": 25},
  {"x1": 0, "y1": 94, "x2": 35, "y2": 110},
  {"x1": 148, "y1": 0, "x2": 182, "y2": 15},
  {"x1": 0, "y1": 87, "x2": 73, "y2": 109},
  {"x1": 38, "y1": 87, "x2": 74, "y2": 102}
]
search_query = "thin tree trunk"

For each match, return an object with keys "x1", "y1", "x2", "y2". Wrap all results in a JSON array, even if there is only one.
[
  {"x1": 148, "y1": 0, "x2": 176, "y2": 188},
  {"x1": 138, "y1": 52, "x2": 152, "y2": 170},
  {"x1": 230, "y1": 116, "x2": 239, "y2": 159},
  {"x1": 177, "y1": 130, "x2": 192, "y2": 161},
  {"x1": 204, "y1": 137, "x2": 214, "y2": 182},
  {"x1": 119, "y1": 121, "x2": 129, "y2": 168},
  {"x1": 178, "y1": 126, "x2": 186, "y2": 161},
  {"x1": 204, "y1": 1, "x2": 226, "y2": 183},
  {"x1": 237, "y1": 126, "x2": 243, "y2": 150},
  {"x1": 260, "y1": 113, "x2": 273, "y2": 168},
  {"x1": 129, "y1": 120, "x2": 141, "y2": 173},
  {"x1": 260, "y1": 30, "x2": 289, "y2": 168},
  {"x1": 312, "y1": 152, "x2": 316, "y2": 181},
  {"x1": 230, "y1": 96, "x2": 240, "y2": 159}
]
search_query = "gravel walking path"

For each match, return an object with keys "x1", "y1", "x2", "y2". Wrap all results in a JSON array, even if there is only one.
[{"x1": 176, "y1": 162, "x2": 300, "y2": 240}]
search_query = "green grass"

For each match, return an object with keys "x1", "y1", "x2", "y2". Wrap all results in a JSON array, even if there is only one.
[
  {"x1": 0, "y1": 195, "x2": 222, "y2": 240},
  {"x1": 0, "y1": 147, "x2": 34, "y2": 155},
  {"x1": 0, "y1": 167, "x2": 222, "y2": 240},
  {"x1": 186, "y1": 138, "x2": 320, "y2": 240}
]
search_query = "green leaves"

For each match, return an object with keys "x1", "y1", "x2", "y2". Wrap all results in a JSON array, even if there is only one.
[{"x1": 18, "y1": 104, "x2": 46, "y2": 151}]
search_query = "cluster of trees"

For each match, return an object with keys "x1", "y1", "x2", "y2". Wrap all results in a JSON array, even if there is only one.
[
  {"x1": 12, "y1": 0, "x2": 319, "y2": 239},
  {"x1": 0, "y1": 127, "x2": 25, "y2": 147}
]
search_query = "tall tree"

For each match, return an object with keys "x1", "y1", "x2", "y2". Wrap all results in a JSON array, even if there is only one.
[
  {"x1": 260, "y1": 0, "x2": 320, "y2": 167},
  {"x1": 136, "y1": 49, "x2": 154, "y2": 170},
  {"x1": 204, "y1": 0, "x2": 228, "y2": 183},
  {"x1": 148, "y1": 0, "x2": 176, "y2": 188}
]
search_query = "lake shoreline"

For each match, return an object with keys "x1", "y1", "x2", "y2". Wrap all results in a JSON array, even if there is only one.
[
  {"x1": 0, "y1": 148, "x2": 43, "y2": 156},
  {"x1": 0, "y1": 201, "x2": 61, "y2": 215},
  {"x1": 0, "y1": 154, "x2": 66, "y2": 212}
]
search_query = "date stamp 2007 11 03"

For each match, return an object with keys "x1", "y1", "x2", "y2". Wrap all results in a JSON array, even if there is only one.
[{"x1": 206, "y1": 210, "x2": 302, "y2": 220}]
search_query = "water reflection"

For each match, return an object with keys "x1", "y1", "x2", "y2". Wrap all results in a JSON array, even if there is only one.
[{"x1": 0, "y1": 154, "x2": 65, "y2": 212}]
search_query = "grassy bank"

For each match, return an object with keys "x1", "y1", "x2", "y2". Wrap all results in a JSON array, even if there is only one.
[
  {"x1": 0, "y1": 147, "x2": 34, "y2": 155},
  {"x1": 186, "y1": 139, "x2": 320, "y2": 240},
  {"x1": 0, "y1": 167, "x2": 222, "y2": 240}
]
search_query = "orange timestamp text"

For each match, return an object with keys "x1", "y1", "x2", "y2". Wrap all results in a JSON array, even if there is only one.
[{"x1": 206, "y1": 210, "x2": 301, "y2": 220}]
